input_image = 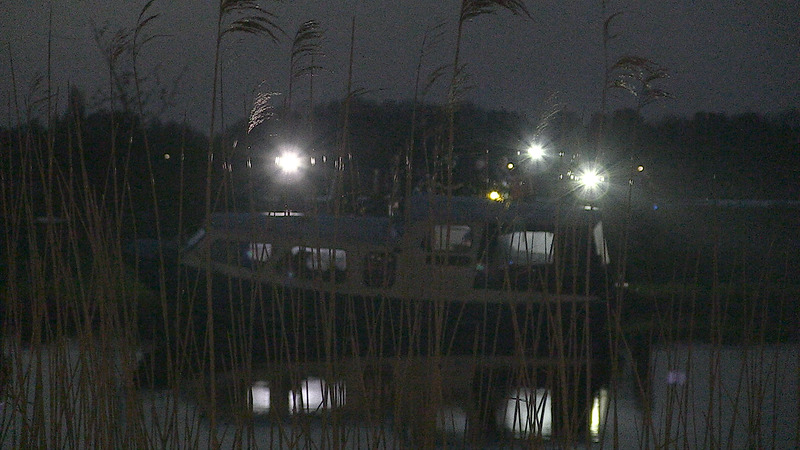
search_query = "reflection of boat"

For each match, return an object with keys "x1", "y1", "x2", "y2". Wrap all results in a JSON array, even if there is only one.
[{"x1": 175, "y1": 193, "x2": 612, "y2": 441}]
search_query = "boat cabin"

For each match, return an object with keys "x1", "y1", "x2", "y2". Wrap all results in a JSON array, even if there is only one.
[{"x1": 181, "y1": 194, "x2": 610, "y2": 304}]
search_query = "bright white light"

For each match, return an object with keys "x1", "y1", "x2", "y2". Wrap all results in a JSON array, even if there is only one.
[
  {"x1": 527, "y1": 143, "x2": 546, "y2": 160},
  {"x1": 250, "y1": 381, "x2": 271, "y2": 413},
  {"x1": 276, "y1": 152, "x2": 303, "y2": 173},
  {"x1": 573, "y1": 164, "x2": 608, "y2": 200},
  {"x1": 497, "y1": 388, "x2": 552, "y2": 439},
  {"x1": 577, "y1": 168, "x2": 605, "y2": 189}
]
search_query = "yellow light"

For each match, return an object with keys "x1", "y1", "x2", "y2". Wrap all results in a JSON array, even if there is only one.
[
  {"x1": 507, "y1": 162, "x2": 515, "y2": 170},
  {"x1": 637, "y1": 165, "x2": 644, "y2": 172},
  {"x1": 488, "y1": 191, "x2": 502, "y2": 201},
  {"x1": 590, "y1": 388, "x2": 609, "y2": 442}
]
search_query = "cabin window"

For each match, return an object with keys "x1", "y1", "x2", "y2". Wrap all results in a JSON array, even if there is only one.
[
  {"x1": 497, "y1": 231, "x2": 554, "y2": 265},
  {"x1": 244, "y1": 242, "x2": 272, "y2": 263},
  {"x1": 250, "y1": 381, "x2": 271, "y2": 413},
  {"x1": 363, "y1": 251, "x2": 397, "y2": 287},
  {"x1": 286, "y1": 246, "x2": 347, "y2": 282},
  {"x1": 288, "y1": 377, "x2": 346, "y2": 414},
  {"x1": 238, "y1": 242, "x2": 273, "y2": 271},
  {"x1": 431, "y1": 225, "x2": 472, "y2": 251},
  {"x1": 425, "y1": 224, "x2": 473, "y2": 266},
  {"x1": 210, "y1": 241, "x2": 273, "y2": 268}
]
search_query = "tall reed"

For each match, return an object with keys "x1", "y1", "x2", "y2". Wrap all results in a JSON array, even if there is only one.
[{"x1": 1, "y1": 1, "x2": 798, "y2": 449}]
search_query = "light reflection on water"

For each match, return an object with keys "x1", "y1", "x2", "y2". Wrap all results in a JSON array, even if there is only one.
[{"x1": 3, "y1": 340, "x2": 797, "y2": 448}]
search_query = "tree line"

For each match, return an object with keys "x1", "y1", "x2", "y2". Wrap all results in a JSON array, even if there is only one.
[{"x1": 2, "y1": 96, "x2": 798, "y2": 240}]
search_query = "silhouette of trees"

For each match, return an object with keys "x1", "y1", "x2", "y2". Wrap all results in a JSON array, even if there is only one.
[{"x1": 3, "y1": 97, "x2": 798, "y2": 240}]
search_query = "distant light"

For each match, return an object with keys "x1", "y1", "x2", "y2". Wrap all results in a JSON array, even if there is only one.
[
  {"x1": 577, "y1": 169, "x2": 605, "y2": 189},
  {"x1": 526, "y1": 143, "x2": 546, "y2": 160},
  {"x1": 575, "y1": 167, "x2": 606, "y2": 190},
  {"x1": 488, "y1": 191, "x2": 503, "y2": 201},
  {"x1": 637, "y1": 165, "x2": 644, "y2": 172},
  {"x1": 276, "y1": 152, "x2": 303, "y2": 173},
  {"x1": 507, "y1": 162, "x2": 515, "y2": 170},
  {"x1": 574, "y1": 164, "x2": 608, "y2": 200},
  {"x1": 163, "y1": 153, "x2": 170, "y2": 160}
]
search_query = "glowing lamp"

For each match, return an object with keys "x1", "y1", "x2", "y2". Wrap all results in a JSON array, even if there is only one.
[
  {"x1": 577, "y1": 168, "x2": 605, "y2": 189},
  {"x1": 526, "y1": 143, "x2": 545, "y2": 160},
  {"x1": 276, "y1": 152, "x2": 303, "y2": 173}
]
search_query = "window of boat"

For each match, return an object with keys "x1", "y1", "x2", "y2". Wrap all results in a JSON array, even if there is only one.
[
  {"x1": 210, "y1": 240, "x2": 272, "y2": 268},
  {"x1": 425, "y1": 224, "x2": 473, "y2": 266},
  {"x1": 496, "y1": 231, "x2": 554, "y2": 265},
  {"x1": 287, "y1": 246, "x2": 347, "y2": 282},
  {"x1": 363, "y1": 251, "x2": 397, "y2": 287},
  {"x1": 244, "y1": 242, "x2": 272, "y2": 264}
]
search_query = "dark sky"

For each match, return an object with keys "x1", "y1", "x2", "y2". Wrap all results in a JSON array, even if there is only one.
[{"x1": 2, "y1": 0, "x2": 799, "y2": 129}]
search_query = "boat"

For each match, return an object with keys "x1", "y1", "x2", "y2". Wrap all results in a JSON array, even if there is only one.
[
  {"x1": 147, "y1": 193, "x2": 614, "y2": 441},
  {"x1": 182, "y1": 193, "x2": 610, "y2": 303}
]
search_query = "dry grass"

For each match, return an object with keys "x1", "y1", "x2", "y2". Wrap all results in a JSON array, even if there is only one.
[{"x1": 1, "y1": 2, "x2": 798, "y2": 448}]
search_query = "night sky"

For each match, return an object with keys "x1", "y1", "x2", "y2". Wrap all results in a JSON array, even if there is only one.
[{"x1": 2, "y1": 0, "x2": 799, "y2": 129}]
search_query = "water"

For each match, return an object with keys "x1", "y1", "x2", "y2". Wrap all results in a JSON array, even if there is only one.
[{"x1": 3, "y1": 339, "x2": 798, "y2": 448}]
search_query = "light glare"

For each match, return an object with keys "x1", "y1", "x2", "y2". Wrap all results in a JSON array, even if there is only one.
[
  {"x1": 276, "y1": 152, "x2": 303, "y2": 173},
  {"x1": 590, "y1": 388, "x2": 610, "y2": 441},
  {"x1": 573, "y1": 164, "x2": 608, "y2": 200},
  {"x1": 527, "y1": 143, "x2": 545, "y2": 160},
  {"x1": 576, "y1": 167, "x2": 605, "y2": 190}
]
